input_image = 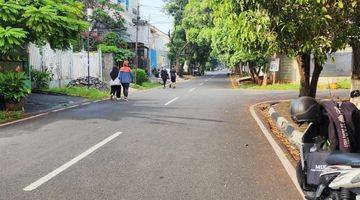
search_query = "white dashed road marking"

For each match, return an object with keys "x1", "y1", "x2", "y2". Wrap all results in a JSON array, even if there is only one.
[
  {"x1": 189, "y1": 88, "x2": 196, "y2": 92},
  {"x1": 23, "y1": 132, "x2": 123, "y2": 191},
  {"x1": 165, "y1": 97, "x2": 179, "y2": 106}
]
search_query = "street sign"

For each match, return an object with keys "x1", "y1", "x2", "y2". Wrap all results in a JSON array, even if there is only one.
[{"x1": 270, "y1": 58, "x2": 280, "y2": 72}]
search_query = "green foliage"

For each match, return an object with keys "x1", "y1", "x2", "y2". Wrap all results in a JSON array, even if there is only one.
[
  {"x1": 102, "y1": 32, "x2": 127, "y2": 48},
  {"x1": 76, "y1": 0, "x2": 127, "y2": 51},
  {"x1": 177, "y1": 0, "x2": 358, "y2": 67},
  {"x1": 0, "y1": 110, "x2": 23, "y2": 122},
  {"x1": 31, "y1": 69, "x2": 54, "y2": 90},
  {"x1": 91, "y1": 8, "x2": 124, "y2": 31},
  {"x1": 175, "y1": 0, "x2": 359, "y2": 95},
  {"x1": 0, "y1": 27, "x2": 27, "y2": 52},
  {"x1": 239, "y1": 82, "x2": 300, "y2": 90},
  {"x1": 98, "y1": 44, "x2": 135, "y2": 62},
  {"x1": 165, "y1": 0, "x2": 188, "y2": 70},
  {"x1": 114, "y1": 48, "x2": 135, "y2": 63},
  {"x1": 131, "y1": 81, "x2": 161, "y2": 90},
  {"x1": 0, "y1": 0, "x2": 88, "y2": 53},
  {"x1": 329, "y1": 79, "x2": 351, "y2": 90},
  {"x1": 133, "y1": 68, "x2": 148, "y2": 85},
  {"x1": 182, "y1": 0, "x2": 213, "y2": 45},
  {"x1": 0, "y1": 72, "x2": 31, "y2": 102},
  {"x1": 98, "y1": 44, "x2": 119, "y2": 53},
  {"x1": 98, "y1": 31, "x2": 134, "y2": 63}
]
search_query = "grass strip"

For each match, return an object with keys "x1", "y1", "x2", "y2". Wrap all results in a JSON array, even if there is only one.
[{"x1": 44, "y1": 87, "x2": 109, "y2": 100}]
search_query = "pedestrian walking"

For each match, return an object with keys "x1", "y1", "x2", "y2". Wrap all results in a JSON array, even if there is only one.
[
  {"x1": 109, "y1": 66, "x2": 121, "y2": 100},
  {"x1": 118, "y1": 60, "x2": 133, "y2": 101},
  {"x1": 160, "y1": 67, "x2": 169, "y2": 88},
  {"x1": 169, "y1": 67, "x2": 177, "y2": 88}
]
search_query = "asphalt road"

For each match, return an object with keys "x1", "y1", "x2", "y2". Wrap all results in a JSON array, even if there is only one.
[{"x1": 0, "y1": 72, "x2": 349, "y2": 200}]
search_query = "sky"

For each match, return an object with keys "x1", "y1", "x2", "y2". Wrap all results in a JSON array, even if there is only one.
[{"x1": 140, "y1": 0, "x2": 174, "y2": 34}]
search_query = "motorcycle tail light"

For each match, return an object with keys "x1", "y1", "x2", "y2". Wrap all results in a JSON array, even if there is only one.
[{"x1": 351, "y1": 174, "x2": 360, "y2": 184}]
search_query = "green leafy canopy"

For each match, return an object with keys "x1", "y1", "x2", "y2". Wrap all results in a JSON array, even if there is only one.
[{"x1": 0, "y1": 0, "x2": 88, "y2": 53}]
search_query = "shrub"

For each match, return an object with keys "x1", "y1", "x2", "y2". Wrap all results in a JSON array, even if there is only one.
[
  {"x1": 31, "y1": 69, "x2": 53, "y2": 90},
  {"x1": 98, "y1": 44, "x2": 135, "y2": 63},
  {"x1": 134, "y1": 68, "x2": 148, "y2": 85},
  {"x1": 0, "y1": 72, "x2": 31, "y2": 102}
]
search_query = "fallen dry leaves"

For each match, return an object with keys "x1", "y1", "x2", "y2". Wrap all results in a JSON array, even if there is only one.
[{"x1": 258, "y1": 104, "x2": 300, "y2": 162}]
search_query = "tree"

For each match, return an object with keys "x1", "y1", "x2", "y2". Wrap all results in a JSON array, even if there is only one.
[
  {"x1": 0, "y1": 0, "x2": 88, "y2": 54},
  {"x1": 189, "y1": 0, "x2": 277, "y2": 84},
  {"x1": 326, "y1": 1, "x2": 359, "y2": 105},
  {"x1": 98, "y1": 32, "x2": 135, "y2": 64},
  {"x1": 169, "y1": 0, "x2": 358, "y2": 97},
  {"x1": 182, "y1": 0, "x2": 213, "y2": 73},
  {"x1": 75, "y1": 0, "x2": 127, "y2": 51},
  {"x1": 167, "y1": 25, "x2": 187, "y2": 73},
  {"x1": 165, "y1": 0, "x2": 188, "y2": 73},
  {"x1": 246, "y1": 0, "x2": 355, "y2": 97}
]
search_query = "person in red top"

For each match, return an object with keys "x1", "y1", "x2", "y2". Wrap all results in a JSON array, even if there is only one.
[{"x1": 118, "y1": 60, "x2": 133, "y2": 101}]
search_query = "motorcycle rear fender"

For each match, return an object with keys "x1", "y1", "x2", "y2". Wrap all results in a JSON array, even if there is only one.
[{"x1": 325, "y1": 166, "x2": 360, "y2": 190}]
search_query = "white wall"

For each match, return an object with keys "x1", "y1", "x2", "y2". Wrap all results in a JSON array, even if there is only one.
[
  {"x1": 29, "y1": 44, "x2": 103, "y2": 88},
  {"x1": 148, "y1": 26, "x2": 170, "y2": 67}
]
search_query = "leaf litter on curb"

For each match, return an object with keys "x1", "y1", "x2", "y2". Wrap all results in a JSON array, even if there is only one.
[{"x1": 258, "y1": 104, "x2": 300, "y2": 162}]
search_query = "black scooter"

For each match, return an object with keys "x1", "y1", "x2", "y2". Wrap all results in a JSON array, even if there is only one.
[{"x1": 293, "y1": 98, "x2": 360, "y2": 200}]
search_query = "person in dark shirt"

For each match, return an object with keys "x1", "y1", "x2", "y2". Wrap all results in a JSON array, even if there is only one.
[
  {"x1": 160, "y1": 67, "x2": 169, "y2": 88},
  {"x1": 169, "y1": 67, "x2": 177, "y2": 88}
]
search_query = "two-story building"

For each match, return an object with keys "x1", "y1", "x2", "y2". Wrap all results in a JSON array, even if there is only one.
[{"x1": 114, "y1": 0, "x2": 170, "y2": 74}]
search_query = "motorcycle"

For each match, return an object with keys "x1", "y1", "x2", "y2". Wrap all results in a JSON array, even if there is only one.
[{"x1": 291, "y1": 97, "x2": 360, "y2": 200}]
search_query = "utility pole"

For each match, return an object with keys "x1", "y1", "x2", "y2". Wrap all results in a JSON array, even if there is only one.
[
  {"x1": 134, "y1": 3, "x2": 140, "y2": 84},
  {"x1": 148, "y1": 14, "x2": 151, "y2": 76},
  {"x1": 86, "y1": 8, "x2": 93, "y2": 88},
  {"x1": 87, "y1": 32, "x2": 90, "y2": 88}
]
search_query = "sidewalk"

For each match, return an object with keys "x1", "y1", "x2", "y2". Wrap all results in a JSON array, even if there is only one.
[
  {"x1": 1, "y1": 77, "x2": 192, "y2": 126},
  {"x1": 24, "y1": 93, "x2": 88, "y2": 114}
]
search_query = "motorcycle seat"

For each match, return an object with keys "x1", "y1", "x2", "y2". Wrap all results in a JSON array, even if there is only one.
[{"x1": 326, "y1": 151, "x2": 360, "y2": 166}]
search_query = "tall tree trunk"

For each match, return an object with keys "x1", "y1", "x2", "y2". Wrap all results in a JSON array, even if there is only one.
[
  {"x1": 239, "y1": 63, "x2": 243, "y2": 77},
  {"x1": 309, "y1": 57, "x2": 323, "y2": 98},
  {"x1": 250, "y1": 67, "x2": 256, "y2": 84},
  {"x1": 249, "y1": 63, "x2": 258, "y2": 84},
  {"x1": 254, "y1": 67, "x2": 262, "y2": 85},
  {"x1": 262, "y1": 65, "x2": 269, "y2": 86},
  {"x1": 175, "y1": 55, "x2": 180, "y2": 75},
  {"x1": 297, "y1": 54, "x2": 311, "y2": 97},
  {"x1": 351, "y1": 40, "x2": 360, "y2": 108}
]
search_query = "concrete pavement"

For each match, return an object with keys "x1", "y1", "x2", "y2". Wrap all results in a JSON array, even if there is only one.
[
  {"x1": 24, "y1": 93, "x2": 87, "y2": 114},
  {"x1": 1, "y1": 72, "x2": 347, "y2": 200}
]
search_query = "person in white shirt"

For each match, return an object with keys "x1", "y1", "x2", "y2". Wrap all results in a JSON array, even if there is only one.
[{"x1": 109, "y1": 66, "x2": 121, "y2": 100}]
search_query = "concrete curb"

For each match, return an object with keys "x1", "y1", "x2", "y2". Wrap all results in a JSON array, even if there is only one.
[
  {"x1": 250, "y1": 103, "x2": 305, "y2": 199},
  {"x1": 268, "y1": 104, "x2": 303, "y2": 150}
]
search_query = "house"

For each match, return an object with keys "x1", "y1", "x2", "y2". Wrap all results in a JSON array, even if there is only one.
[{"x1": 115, "y1": 0, "x2": 170, "y2": 74}]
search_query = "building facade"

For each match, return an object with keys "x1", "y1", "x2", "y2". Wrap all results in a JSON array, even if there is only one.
[{"x1": 114, "y1": 0, "x2": 170, "y2": 74}]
